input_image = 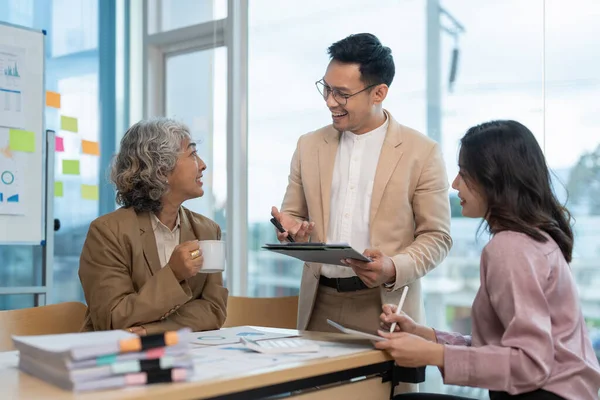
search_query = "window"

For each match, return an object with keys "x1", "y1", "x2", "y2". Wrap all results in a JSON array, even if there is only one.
[
  {"x1": 544, "y1": 0, "x2": 600, "y2": 357},
  {"x1": 52, "y1": 74, "x2": 99, "y2": 304},
  {"x1": 164, "y1": 48, "x2": 227, "y2": 227},
  {"x1": 141, "y1": 0, "x2": 229, "y2": 284},
  {"x1": 148, "y1": 0, "x2": 227, "y2": 34},
  {"x1": 51, "y1": 0, "x2": 98, "y2": 57}
]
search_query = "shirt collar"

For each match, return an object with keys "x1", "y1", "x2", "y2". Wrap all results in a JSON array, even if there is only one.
[
  {"x1": 345, "y1": 113, "x2": 389, "y2": 141},
  {"x1": 150, "y1": 210, "x2": 181, "y2": 234}
]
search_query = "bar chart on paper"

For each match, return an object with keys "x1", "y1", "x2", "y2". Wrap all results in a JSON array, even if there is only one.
[{"x1": 0, "y1": 45, "x2": 25, "y2": 129}]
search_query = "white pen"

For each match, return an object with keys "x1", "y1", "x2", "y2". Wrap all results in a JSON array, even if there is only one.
[{"x1": 389, "y1": 286, "x2": 409, "y2": 333}]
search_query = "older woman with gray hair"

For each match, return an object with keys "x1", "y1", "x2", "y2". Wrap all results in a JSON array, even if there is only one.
[{"x1": 78, "y1": 118, "x2": 228, "y2": 335}]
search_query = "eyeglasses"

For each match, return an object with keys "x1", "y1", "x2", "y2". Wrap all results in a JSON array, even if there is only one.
[{"x1": 315, "y1": 79, "x2": 378, "y2": 106}]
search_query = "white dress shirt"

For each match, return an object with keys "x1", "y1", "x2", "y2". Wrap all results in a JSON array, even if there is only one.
[
  {"x1": 321, "y1": 115, "x2": 389, "y2": 278},
  {"x1": 150, "y1": 212, "x2": 181, "y2": 268}
]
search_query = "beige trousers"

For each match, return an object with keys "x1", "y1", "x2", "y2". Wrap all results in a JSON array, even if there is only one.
[
  {"x1": 306, "y1": 284, "x2": 418, "y2": 395},
  {"x1": 306, "y1": 285, "x2": 381, "y2": 333}
]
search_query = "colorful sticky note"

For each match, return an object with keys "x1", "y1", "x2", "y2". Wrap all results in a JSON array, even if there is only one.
[
  {"x1": 54, "y1": 181, "x2": 64, "y2": 197},
  {"x1": 61, "y1": 115, "x2": 78, "y2": 133},
  {"x1": 81, "y1": 184, "x2": 99, "y2": 200},
  {"x1": 8, "y1": 129, "x2": 35, "y2": 152},
  {"x1": 62, "y1": 160, "x2": 80, "y2": 175},
  {"x1": 46, "y1": 91, "x2": 61, "y2": 108},
  {"x1": 0, "y1": 145, "x2": 12, "y2": 159},
  {"x1": 55, "y1": 136, "x2": 64, "y2": 152},
  {"x1": 81, "y1": 140, "x2": 100, "y2": 156}
]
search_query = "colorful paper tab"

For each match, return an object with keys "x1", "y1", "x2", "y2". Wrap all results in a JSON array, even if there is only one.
[
  {"x1": 9, "y1": 129, "x2": 35, "y2": 152},
  {"x1": 96, "y1": 355, "x2": 117, "y2": 366},
  {"x1": 62, "y1": 160, "x2": 80, "y2": 175},
  {"x1": 81, "y1": 184, "x2": 99, "y2": 200},
  {"x1": 61, "y1": 115, "x2": 78, "y2": 133},
  {"x1": 46, "y1": 91, "x2": 61, "y2": 108},
  {"x1": 54, "y1": 181, "x2": 64, "y2": 197},
  {"x1": 55, "y1": 136, "x2": 64, "y2": 152},
  {"x1": 81, "y1": 140, "x2": 100, "y2": 156},
  {"x1": 111, "y1": 360, "x2": 139, "y2": 374}
]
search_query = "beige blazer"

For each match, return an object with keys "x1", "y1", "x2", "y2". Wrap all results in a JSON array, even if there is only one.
[
  {"x1": 78, "y1": 207, "x2": 228, "y2": 335},
  {"x1": 281, "y1": 110, "x2": 452, "y2": 329}
]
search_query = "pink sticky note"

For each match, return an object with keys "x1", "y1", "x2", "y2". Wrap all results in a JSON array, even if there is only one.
[{"x1": 55, "y1": 136, "x2": 65, "y2": 152}]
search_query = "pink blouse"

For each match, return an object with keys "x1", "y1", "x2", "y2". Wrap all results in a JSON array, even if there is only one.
[{"x1": 436, "y1": 231, "x2": 600, "y2": 399}]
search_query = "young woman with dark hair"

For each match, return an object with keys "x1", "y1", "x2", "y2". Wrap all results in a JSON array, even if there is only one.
[{"x1": 376, "y1": 120, "x2": 600, "y2": 400}]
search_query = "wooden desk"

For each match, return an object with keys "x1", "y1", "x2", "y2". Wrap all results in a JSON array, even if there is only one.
[{"x1": 0, "y1": 329, "x2": 425, "y2": 400}]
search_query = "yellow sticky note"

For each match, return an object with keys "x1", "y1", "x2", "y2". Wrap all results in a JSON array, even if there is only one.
[
  {"x1": 81, "y1": 140, "x2": 100, "y2": 156},
  {"x1": 55, "y1": 181, "x2": 64, "y2": 197},
  {"x1": 62, "y1": 160, "x2": 80, "y2": 175},
  {"x1": 46, "y1": 91, "x2": 61, "y2": 108},
  {"x1": 81, "y1": 184, "x2": 99, "y2": 200},
  {"x1": 9, "y1": 129, "x2": 35, "y2": 152},
  {"x1": 61, "y1": 115, "x2": 78, "y2": 133}
]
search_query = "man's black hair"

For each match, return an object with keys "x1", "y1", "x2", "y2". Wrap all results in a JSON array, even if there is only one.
[{"x1": 327, "y1": 33, "x2": 395, "y2": 87}]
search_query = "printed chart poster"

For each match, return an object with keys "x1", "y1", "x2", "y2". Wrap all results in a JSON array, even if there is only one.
[
  {"x1": 0, "y1": 45, "x2": 25, "y2": 129},
  {"x1": 0, "y1": 127, "x2": 26, "y2": 215}
]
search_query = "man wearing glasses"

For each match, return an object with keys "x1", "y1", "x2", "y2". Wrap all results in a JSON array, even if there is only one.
[{"x1": 271, "y1": 33, "x2": 452, "y2": 353}]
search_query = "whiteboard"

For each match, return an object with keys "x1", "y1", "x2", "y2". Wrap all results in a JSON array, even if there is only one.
[{"x1": 0, "y1": 23, "x2": 46, "y2": 244}]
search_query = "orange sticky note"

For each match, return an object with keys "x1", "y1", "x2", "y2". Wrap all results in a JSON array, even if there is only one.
[
  {"x1": 46, "y1": 91, "x2": 61, "y2": 108},
  {"x1": 81, "y1": 140, "x2": 100, "y2": 156}
]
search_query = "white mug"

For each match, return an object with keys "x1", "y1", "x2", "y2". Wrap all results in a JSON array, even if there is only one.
[{"x1": 198, "y1": 240, "x2": 226, "y2": 273}]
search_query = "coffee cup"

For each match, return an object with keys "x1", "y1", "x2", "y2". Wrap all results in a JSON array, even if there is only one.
[{"x1": 198, "y1": 240, "x2": 226, "y2": 273}]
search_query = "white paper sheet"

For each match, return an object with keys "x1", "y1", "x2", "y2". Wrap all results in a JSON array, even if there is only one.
[
  {"x1": 12, "y1": 330, "x2": 135, "y2": 353},
  {"x1": 188, "y1": 326, "x2": 297, "y2": 346},
  {"x1": 190, "y1": 339, "x2": 374, "y2": 382}
]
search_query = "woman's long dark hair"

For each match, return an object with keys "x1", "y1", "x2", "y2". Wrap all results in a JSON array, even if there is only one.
[{"x1": 459, "y1": 120, "x2": 574, "y2": 262}]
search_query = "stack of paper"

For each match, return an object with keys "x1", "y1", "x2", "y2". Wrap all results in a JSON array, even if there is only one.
[{"x1": 12, "y1": 328, "x2": 193, "y2": 392}]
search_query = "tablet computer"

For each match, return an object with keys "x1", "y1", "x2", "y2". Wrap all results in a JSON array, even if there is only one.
[
  {"x1": 326, "y1": 319, "x2": 385, "y2": 342},
  {"x1": 262, "y1": 243, "x2": 372, "y2": 265}
]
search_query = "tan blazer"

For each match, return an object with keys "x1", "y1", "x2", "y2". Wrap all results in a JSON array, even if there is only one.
[
  {"x1": 281, "y1": 111, "x2": 452, "y2": 329},
  {"x1": 78, "y1": 207, "x2": 228, "y2": 335}
]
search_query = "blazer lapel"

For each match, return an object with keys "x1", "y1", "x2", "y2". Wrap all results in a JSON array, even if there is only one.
[
  {"x1": 138, "y1": 212, "x2": 162, "y2": 275},
  {"x1": 370, "y1": 114, "x2": 404, "y2": 225},
  {"x1": 318, "y1": 128, "x2": 340, "y2": 240},
  {"x1": 179, "y1": 209, "x2": 198, "y2": 243},
  {"x1": 179, "y1": 208, "x2": 208, "y2": 287}
]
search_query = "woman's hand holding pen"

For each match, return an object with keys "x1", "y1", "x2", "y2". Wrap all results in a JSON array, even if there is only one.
[
  {"x1": 271, "y1": 206, "x2": 315, "y2": 243},
  {"x1": 376, "y1": 304, "x2": 443, "y2": 368},
  {"x1": 379, "y1": 304, "x2": 436, "y2": 341}
]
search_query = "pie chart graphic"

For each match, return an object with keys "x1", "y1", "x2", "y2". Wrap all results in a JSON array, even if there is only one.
[{"x1": 1, "y1": 171, "x2": 14, "y2": 185}]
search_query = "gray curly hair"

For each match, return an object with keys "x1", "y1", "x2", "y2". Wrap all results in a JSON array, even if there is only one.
[{"x1": 111, "y1": 118, "x2": 191, "y2": 213}]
